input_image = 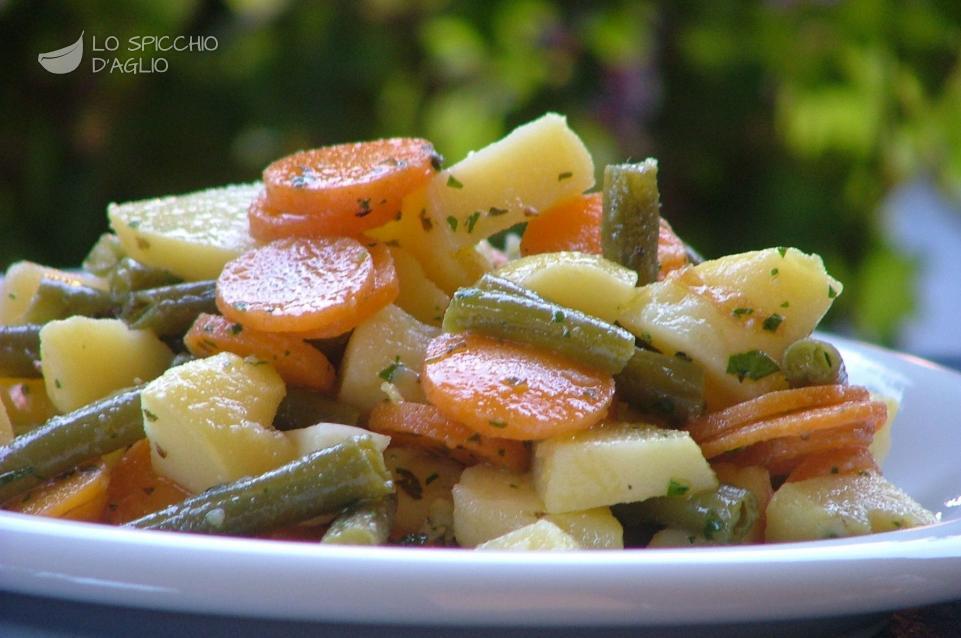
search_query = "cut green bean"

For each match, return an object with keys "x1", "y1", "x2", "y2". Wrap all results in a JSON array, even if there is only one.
[
  {"x1": 127, "y1": 438, "x2": 393, "y2": 535},
  {"x1": 21, "y1": 279, "x2": 115, "y2": 324},
  {"x1": 82, "y1": 233, "x2": 125, "y2": 277},
  {"x1": 321, "y1": 496, "x2": 396, "y2": 545},
  {"x1": 121, "y1": 280, "x2": 216, "y2": 337},
  {"x1": 601, "y1": 160, "x2": 661, "y2": 285},
  {"x1": 443, "y1": 287, "x2": 635, "y2": 374},
  {"x1": 0, "y1": 386, "x2": 143, "y2": 502},
  {"x1": 0, "y1": 324, "x2": 42, "y2": 378},
  {"x1": 614, "y1": 347, "x2": 705, "y2": 424},
  {"x1": 782, "y1": 338, "x2": 847, "y2": 387},
  {"x1": 108, "y1": 257, "x2": 180, "y2": 297},
  {"x1": 474, "y1": 273, "x2": 542, "y2": 301},
  {"x1": 273, "y1": 387, "x2": 361, "y2": 430},
  {"x1": 614, "y1": 484, "x2": 758, "y2": 544}
]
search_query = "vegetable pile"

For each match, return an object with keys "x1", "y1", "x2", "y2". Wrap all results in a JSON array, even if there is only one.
[{"x1": 0, "y1": 114, "x2": 937, "y2": 548}]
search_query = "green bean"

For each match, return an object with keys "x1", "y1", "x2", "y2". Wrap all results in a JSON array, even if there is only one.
[
  {"x1": 82, "y1": 233, "x2": 125, "y2": 277},
  {"x1": 21, "y1": 279, "x2": 115, "y2": 324},
  {"x1": 443, "y1": 287, "x2": 635, "y2": 374},
  {"x1": 474, "y1": 273, "x2": 542, "y2": 301},
  {"x1": 601, "y1": 160, "x2": 661, "y2": 285},
  {"x1": 108, "y1": 257, "x2": 180, "y2": 297},
  {"x1": 0, "y1": 386, "x2": 143, "y2": 502},
  {"x1": 273, "y1": 387, "x2": 361, "y2": 430},
  {"x1": 782, "y1": 338, "x2": 847, "y2": 387},
  {"x1": 321, "y1": 496, "x2": 396, "y2": 545},
  {"x1": 127, "y1": 438, "x2": 393, "y2": 535},
  {"x1": 614, "y1": 347, "x2": 705, "y2": 424},
  {"x1": 613, "y1": 484, "x2": 758, "y2": 544},
  {"x1": 0, "y1": 324, "x2": 42, "y2": 378},
  {"x1": 121, "y1": 280, "x2": 216, "y2": 337}
]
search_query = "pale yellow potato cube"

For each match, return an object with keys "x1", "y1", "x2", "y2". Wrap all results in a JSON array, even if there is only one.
[
  {"x1": 765, "y1": 473, "x2": 938, "y2": 543},
  {"x1": 452, "y1": 465, "x2": 543, "y2": 548},
  {"x1": 108, "y1": 182, "x2": 258, "y2": 281},
  {"x1": 141, "y1": 352, "x2": 294, "y2": 493},
  {"x1": 476, "y1": 519, "x2": 580, "y2": 551},
  {"x1": 39, "y1": 317, "x2": 173, "y2": 413},
  {"x1": 338, "y1": 305, "x2": 439, "y2": 414},
  {"x1": 533, "y1": 422, "x2": 717, "y2": 514},
  {"x1": 0, "y1": 262, "x2": 106, "y2": 325},
  {"x1": 544, "y1": 508, "x2": 623, "y2": 549},
  {"x1": 429, "y1": 113, "x2": 594, "y2": 247},
  {"x1": 286, "y1": 423, "x2": 391, "y2": 457},
  {"x1": 388, "y1": 246, "x2": 450, "y2": 326},
  {"x1": 494, "y1": 252, "x2": 638, "y2": 323},
  {"x1": 619, "y1": 247, "x2": 842, "y2": 409},
  {"x1": 384, "y1": 446, "x2": 463, "y2": 540}
]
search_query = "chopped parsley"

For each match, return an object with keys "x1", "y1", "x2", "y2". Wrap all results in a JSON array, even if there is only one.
[
  {"x1": 143, "y1": 409, "x2": 159, "y2": 422},
  {"x1": 780, "y1": 301, "x2": 790, "y2": 308},
  {"x1": 557, "y1": 171, "x2": 573, "y2": 181},
  {"x1": 732, "y1": 307, "x2": 753, "y2": 318},
  {"x1": 777, "y1": 246, "x2": 787, "y2": 258},
  {"x1": 726, "y1": 350, "x2": 780, "y2": 382},
  {"x1": 54, "y1": 379, "x2": 62, "y2": 389},
  {"x1": 465, "y1": 211, "x2": 481, "y2": 233},
  {"x1": 551, "y1": 310, "x2": 565, "y2": 323},
  {"x1": 762, "y1": 313, "x2": 783, "y2": 332},
  {"x1": 487, "y1": 206, "x2": 508, "y2": 217},
  {"x1": 229, "y1": 323, "x2": 244, "y2": 335},
  {"x1": 355, "y1": 198, "x2": 372, "y2": 217},
  {"x1": 425, "y1": 472, "x2": 439, "y2": 486},
  {"x1": 378, "y1": 356, "x2": 403, "y2": 382},
  {"x1": 446, "y1": 175, "x2": 463, "y2": 189},
  {"x1": 418, "y1": 208, "x2": 433, "y2": 232},
  {"x1": 393, "y1": 467, "x2": 423, "y2": 500},
  {"x1": 770, "y1": 267, "x2": 779, "y2": 277},
  {"x1": 488, "y1": 418, "x2": 507, "y2": 428},
  {"x1": 446, "y1": 216, "x2": 458, "y2": 232},
  {"x1": 667, "y1": 479, "x2": 689, "y2": 497},
  {"x1": 430, "y1": 152, "x2": 444, "y2": 172}
]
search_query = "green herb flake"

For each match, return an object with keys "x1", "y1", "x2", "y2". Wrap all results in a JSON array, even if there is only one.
[
  {"x1": 487, "y1": 206, "x2": 508, "y2": 217},
  {"x1": 777, "y1": 246, "x2": 787, "y2": 258},
  {"x1": 446, "y1": 175, "x2": 463, "y2": 189},
  {"x1": 675, "y1": 351, "x2": 693, "y2": 362},
  {"x1": 467, "y1": 433, "x2": 481, "y2": 444},
  {"x1": 667, "y1": 479, "x2": 689, "y2": 497},
  {"x1": 430, "y1": 152, "x2": 444, "y2": 172},
  {"x1": 425, "y1": 472, "x2": 439, "y2": 486},
  {"x1": 557, "y1": 171, "x2": 573, "y2": 181},
  {"x1": 7, "y1": 293, "x2": 15, "y2": 300},
  {"x1": 762, "y1": 313, "x2": 783, "y2": 332},
  {"x1": 446, "y1": 216, "x2": 458, "y2": 232},
  {"x1": 128, "y1": 220, "x2": 141, "y2": 229},
  {"x1": 378, "y1": 356, "x2": 403, "y2": 382},
  {"x1": 551, "y1": 310, "x2": 565, "y2": 323},
  {"x1": 143, "y1": 409, "x2": 159, "y2": 422},
  {"x1": 135, "y1": 236, "x2": 151, "y2": 251},
  {"x1": 355, "y1": 198, "x2": 372, "y2": 218},
  {"x1": 465, "y1": 211, "x2": 481, "y2": 233},
  {"x1": 419, "y1": 209, "x2": 433, "y2": 232},
  {"x1": 780, "y1": 301, "x2": 790, "y2": 308},
  {"x1": 770, "y1": 267, "x2": 779, "y2": 277},
  {"x1": 229, "y1": 323, "x2": 243, "y2": 336},
  {"x1": 54, "y1": 379, "x2": 62, "y2": 389},
  {"x1": 726, "y1": 350, "x2": 781, "y2": 382},
  {"x1": 828, "y1": 285, "x2": 838, "y2": 299},
  {"x1": 488, "y1": 419, "x2": 507, "y2": 429},
  {"x1": 732, "y1": 307, "x2": 753, "y2": 318},
  {"x1": 393, "y1": 467, "x2": 423, "y2": 500}
]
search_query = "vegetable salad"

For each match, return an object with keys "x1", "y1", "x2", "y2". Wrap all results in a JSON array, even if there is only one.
[{"x1": 0, "y1": 113, "x2": 937, "y2": 548}]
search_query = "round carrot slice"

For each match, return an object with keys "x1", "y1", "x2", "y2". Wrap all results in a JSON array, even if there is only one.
[
  {"x1": 262, "y1": 138, "x2": 439, "y2": 233},
  {"x1": 216, "y1": 236, "x2": 375, "y2": 333},
  {"x1": 248, "y1": 189, "x2": 400, "y2": 242},
  {"x1": 520, "y1": 193, "x2": 602, "y2": 256},
  {"x1": 184, "y1": 313, "x2": 336, "y2": 393},
  {"x1": 421, "y1": 332, "x2": 614, "y2": 441},
  {"x1": 283, "y1": 243, "x2": 399, "y2": 339},
  {"x1": 657, "y1": 218, "x2": 690, "y2": 279},
  {"x1": 368, "y1": 401, "x2": 531, "y2": 473}
]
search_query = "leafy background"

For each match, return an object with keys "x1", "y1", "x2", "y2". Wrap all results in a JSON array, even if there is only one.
[{"x1": 1, "y1": 0, "x2": 959, "y2": 346}]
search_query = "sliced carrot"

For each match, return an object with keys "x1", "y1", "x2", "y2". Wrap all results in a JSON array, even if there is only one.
[
  {"x1": 216, "y1": 236, "x2": 375, "y2": 333},
  {"x1": 785, "y1": 446, "x2": 879, "y2": 483},
  {"x1": 368, "y1": 401, "x2": 531, "y2": 472},
  {"x1": 184, "y1": 313, "x2": 336, "y2": 392},
  {"x1": 657, "y1": 218, "x2": 689, "y2": 279},
  {"x1": 724, "y1": 422, "x2": 876, "y2": 476},
  {"x1": 249, "y1": 189, "x2": 397, "y2": 242},
  {"x1": 104, "y1": 439, "x2": 191, "y2": 525},
  {"x1": 262, "y1": 138, "x2": 439, "y2": 235},
  {"x1": 421, "y1": 332, "x2": 614, "y2": 441},
  {"x1": 5, "y1": 460, "x2": 110, "y2": 522},
  {"x1": 699, "y1": 399, "x2": 886, "y2": 459},
  {"x1": 282, "y1": 243, "x2": 399, "y2": 339},
  {"x1": 520, "y1": 193, "x2": 602, "y2": 256}
]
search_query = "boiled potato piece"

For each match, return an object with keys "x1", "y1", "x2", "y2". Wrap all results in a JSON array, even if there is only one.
[
  {"x1": 388, "y1": 246, "x2": 450, "y2": 326},
  {"x1": 142, "y1": 352, "x2": 294, "y2": 493},
  {"x1": 285, "y1": 423, "x2": 391, "y2": 457},
  {"x1": 428, "y1": 113, "x2": 594, "y2": 248},
  {"x1": 765, "y1": 472, "x2": 938, "y2": 543},
  {"x1": 533, "y1": 422, "x2": 717, "y2": 514},
  {"x1": 0, "y1": 261, "x2": 106, "y2": 325},
  {"x1": 476, "y1": 519, "x2": 580, "y2": 551},
  {"x1": 39, "y1": 317, "x2": 173, "y2": 413},
  {"x1": 108, "y1": 182, "x2": 258, "y2": 281},
  {"x1": 495, "y1": 252, "x2": 638, "y2": 323},
  {"x1": 0, "y1": 400, "x2": 12, "y2": 446},
  {"x1": 869, "y1": 394, "x2": 898, "y2": 465},
  {"x1": 338, "y1": 304, "x2": 439, "y2": 414},
  {"x1": 619, "y1": 248, "x2": 842, "y2": 409},
  {"x1": 452, "y1": 465, "x2": 543, "y2": 548},
  {"x1": 384, "y1": 446, "x2": 463, "y2": 540},
  {"x1": 544, "y1": 508, "x2": 623, "y2": 549}
]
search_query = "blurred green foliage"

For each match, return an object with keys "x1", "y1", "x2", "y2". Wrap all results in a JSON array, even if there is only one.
[{"x1": 1, "y1": 0, "x2": 959, "y2": 344}]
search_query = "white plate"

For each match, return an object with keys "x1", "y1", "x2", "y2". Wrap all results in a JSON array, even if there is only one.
[{"x1": 1, "y1": 335, "x2": 959, "y2": 627}]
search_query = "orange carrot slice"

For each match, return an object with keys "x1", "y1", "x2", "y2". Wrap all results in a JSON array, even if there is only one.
[
  {"x1": 785, "y1": 446, "x2": 878, "y2": 483},
  {"x1": 262, "y1": 138, "x2": 439, "y2": 235},
  {"x1": 657, "y1": 218, "x2": 689, "y2": 279},
  {"x1": 216, "y1": 236, "x2": 375, "y2": 333},
  {"x1": 282, "y1": 242, "x2": 399, "y2": 339},
  {"x1": 421, "y1": 332, "x2": 614, "y2": 441},
  {"x1": 184, "y1": 313, "x2": 336, "y2": 392},
  {"x1": 520, "y1": 193, "x2": 602, "y2": 256},
  {"x1": 724, "y1": 422, "x2": 876, "y2": 475},
  {"x1": 368, "y1": 401, "x2": 531, "y2": 472},
  {"x1": 5, "y1": 460, "x2": 110, "y2": 522},
  {"x1": 104, "y1": 439, "x2": 191, "y2": 525}
]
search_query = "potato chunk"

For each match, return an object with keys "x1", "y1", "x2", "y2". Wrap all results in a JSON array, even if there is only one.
[
  {"x1": 286, "y1": 423, "x2": 390, "y2": 457},
  {"x1": 0, "y1": 261, "x2": 106, "y2": 325},
  {"x1": 40, "y1": 317, "x2": 173, "y2": 413},
  {"x1": 384, "y1": 446, "x2": 463, "y2": 541},
  {"x1": 141, "y1": 352, "x2": 294, "y2": 493},
  {"x1": 108, "y1": 183, "x2": 258, "y2": 281},
  {"x1": 765, "y1": 472, "x2": 938, "y2": 543},
  {"x1": 533, "y1": 422, "x2": 717, "y2": 514},
  {"x1": 476, "y1": 519, "x2": 580, "y2": 551}
]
